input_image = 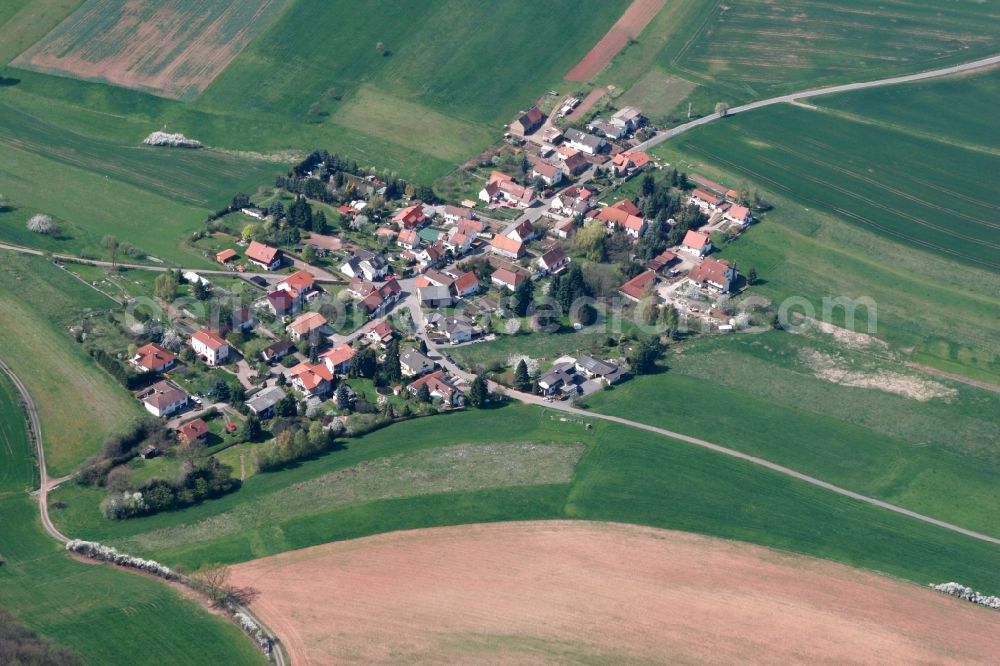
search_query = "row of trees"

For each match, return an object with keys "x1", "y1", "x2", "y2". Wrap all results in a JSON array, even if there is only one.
[
  {"x1": 253, "y1": 420, "x2": 338, "y2": 472},
  {"x1": 101, "y1": 457, "x2": 240, "y2": 519}
]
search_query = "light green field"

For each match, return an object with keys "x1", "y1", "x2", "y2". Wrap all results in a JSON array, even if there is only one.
[
  {"x1": 49, "y1": 405, "x2": 1000, "y2": 595},
  {"x1": 0, "y1": 0, "x2": 81, "y2": 65},
  {"x1": 0, "y1": 251, "x2": 143, "y2": 475},
  {"x1": 0, "y1": 372, "x2": 266, "y2": 666}
]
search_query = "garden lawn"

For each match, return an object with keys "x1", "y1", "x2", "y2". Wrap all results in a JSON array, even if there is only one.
[
  {"x1": 0, "y1": 251, "x2": 142, "y2": 475},
  {"x1": 49, "y1": 404, "x2": 1000, "y2": 596}
]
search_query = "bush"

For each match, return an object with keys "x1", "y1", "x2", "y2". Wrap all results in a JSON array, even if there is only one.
[
  {"x1": 103, "y1": 457, "x2": 240, "y2": 519},
  {"x1": 26, "y1": 213, "x2": 58, "y2": 235}
]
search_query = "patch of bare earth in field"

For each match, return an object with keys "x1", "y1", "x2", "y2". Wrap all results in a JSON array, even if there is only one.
[
  {"x1": 565, "y1": 0, "x2": 668, "y2": 81},
  {"x1": 230, "y1": 521, "x2": 1000, "y2": 665},
  {"x1": 799, "y1": 348, "x2": 957, "y2": 402}
]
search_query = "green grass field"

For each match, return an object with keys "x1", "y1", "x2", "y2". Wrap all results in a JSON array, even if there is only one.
[
  {"x1": 0, "y1": 251, "x2": 143, "y2": 475},
  {"x1": 0, "y1": 371, "x2": 266, "y2": 666},
  {"x1": 49, "y1": 405, "x2": 1000, "y2": 595},
  {"x1": 579, "y1": 331, "x2": 1000, "y2": 536}
]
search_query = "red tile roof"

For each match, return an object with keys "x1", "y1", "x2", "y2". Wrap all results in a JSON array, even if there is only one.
[
  {"x1": 368, "y1": 320, "x2": 394, "y2": 340},
  {"x1": 215, "y1": 249, "x2": 237, "y2": 263},
  {"x1": 320, "y1": 343, "x2": 355, "y2": 369},
  {"x1": 682, "y1": 230, "x2": 711, "y2": 250},
  {"x1": 453, "y1": 271, "x2": 479, "y2": 294},
  {"x1": 287, "y1": 312, "x2": 327, "y2": 336},
  {"x1": 177, "y1": 418, "x2": 208, "y2": 442},
  {"x1": 290, "y1": 362, "x2": 334, "y2": 390},
  {"x1": 134, "y1": 343, "x2": 176, "y2": 372},
  {"x1": 192, "y1": 328, "x2": 227, "y2": 351},
  {"x1": 611, "y1": 199, "x2": 641, "y2": 216},
  {"x1": 619, "y1": 270, "x2": 657, "y2": 300},
  {"x1": 490, "y1": 234, "x2": 524, "y2": 256},
  {"x1": 246, "y1": 241, "x2": 281, "y2": 265},
  {"x1": 492, "y1": 268, "x2": 524, "y2": 288},
  {"x1": 689, "y1": 257, "x2": 735, "y2": 289},
  {"x1": 281, "y1": 270, "x2": 315, "y2": 293}
]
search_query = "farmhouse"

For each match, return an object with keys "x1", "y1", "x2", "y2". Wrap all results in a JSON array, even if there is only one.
[
  {"x1": 688, "y1": 189, "x2": 725, "y2": 212},
  {"x1": 141, "y1": 380, "x2": 189, "y2": 417},
  {"x1": 564, "y1": 128, "x2": 605, "y2": 155},
  {"x1": 489, "y1": 234, "x2": 524, "y2": 259},
  {"x1": 261, "y1": 339, "x2": 294, "y2": 363},
  {"x1": 512, "y1": 106, "x2": 545, "y2": 135},
  {"x1": 680, "y1": 230, "x2": 712, "y2": 257},
  {"x1": 215, "y1": 249, "x2": 238, "y2": 264},
  {"x1": 724, "y1": 204, "x2": 753, "y2": 227},
  {"x1": 452, "y1": 271, "x2": 480, "y2": 298},
  {"x1": 400, "y1": 348, "x2": 436, "y2": 377},
  {"x1": 131, "y1": 342, "x2": 177, "y2": 373},
  {"x1": 177, "y1": 418, "x2": 208, "y2": 444},
  {"x1": 531, "y1": 162, "x2": 563, "y2": 186},
  {"x1": 507, "y1": 220, "x2": 537, "y2": 243},
  {"x1": 618, "y1": 270, "x2": 657, "y2": 302},
  {"x1": 340, "y1": 249, "x2": 389, "y2": 281},
  {"x1": 320, "y1": 343, "x2": 355, "y2": 375},
  {"x1": 246, "y1": 241, "x2": 283, "y2": 270},
  {"x1": 688, "y1": 257, "x2": 738, "y2": 294},
  {"x1": 286, "y1": 312, "x2": 328, "y2": 341},
  {"x1": 408, "y1": 370, "x2": 464, "y2": 405},
  {"x1": 595, "y1": 204, "x2": 646, "y2": 238},
  {"x1": 491, "y1": 268, "x2": 524, "y2": 291},
  {"x1": 537, "y1": 246, "x2": 570, "y2": 274},
  {"x1": 289, "y1": 362, "x2": 334, "y2": 398},
  {"x1": 246, "y1": 386, "x2": 286, "y2": 418},
  {"x1": 190, "y1": 328, "x2": 229, "y2": 366}
]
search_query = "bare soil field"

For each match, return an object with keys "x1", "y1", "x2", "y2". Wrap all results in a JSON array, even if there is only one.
[
  {"x1": 565, "y1": 0, "x2": 668, "y2": 81},
  {"x1": 13, "y1": 0, "x2": 287, "y2": 100},
  {"x1": 231, "y1": 521, "x2": 1000, "y2": 665}
]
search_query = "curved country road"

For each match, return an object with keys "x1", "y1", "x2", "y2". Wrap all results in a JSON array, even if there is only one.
[
  {"x1": 635, "y1": 54, "x2": 1000, "y2": 152},
  {"x1": 0, "y1": 358, "x2": 289, "y2": 666}
]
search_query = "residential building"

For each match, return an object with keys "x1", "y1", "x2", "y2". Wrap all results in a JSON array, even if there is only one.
[
  {"x1": 439, "y1": 316, "x2": 475, "y2": 344},
  {"x1": 141, "y1": 380, "x2": 189, "y2": 417},
  {"x1": 595, "y1": 204, "x2": 647, "y2": 238},
  {"x1": 562, "y1": 152, "x2": 590, "y2": 176},
  {"x1": 537, "y1": 246, "x2": 570, "y2": 274},
  {"x1": 680, "y1": 230, "x2": 712, "y2": 257},
  {"x1": 688, "y1": 257, "x2": 738, "y2": 293},
  {"x1": 257, "y1": 289, "x2": 298, "y2": 317},
  {"x1": 489, "y1": 234, "x2": 524, "y2": 259},
  {"x1": 131, "y1": 342, "x2": 177, "y2": 373},
  {"x1": 423, "y1": 269, "x2": 455, "y2": 290},
  {"x1": 246, "y1": 386, "x2": 286, "y2": 418},
  {"x1": 340, "y1": 249, "x2": 389, "y2": 281},
  {"x1": 440, "y1": 205, "x2": 474, "y2": 224},
  {"x1": 479, "y1": 171, "x2": 539, "y2": 208},
  {"x1": 320, "y1": 343, "x2": 355, "y2": 375},
  {"x1": 564, "y1": 128, "x2": 605, "y2": 155},
  {"x1": 610, "y1": 151, "x2": 651, "y2": 176},
  {"x1": 400, "y1": 348, "x2": 436, "y2": 377},
  {"x1": 491, "y1": 268, "x2": 524, "y2": 291},
  {"x1": 418, "y1": 285, "x2": 454, "y2": 308},
  {"x1": 177, "y1": 418, "x2": 208, "y2": 444},
  {"x1": 575, "y1": 354, "x2": 624, "y2": 384},
  {"x1": 398, "y1": 228, "x2": 421, "y2": 250},
  {"x1": 392, "y1": 203, "x2": 429, "y2": 229},
  {"x1": 261, "y1": 339, "x2": 294, "y2": 363},
  {"x1": 611, "y1": 106, "x2": 644, "y2": 132},
  {"x1": 531, "y1": 162, "x2": 563, "y2": 186},
  {"x1": 286, "y1": 312, "x2": 328, "y2": 341},
  {"x1": 366, "y1": 320, "x2": 394, "y2": 346},
  {"x1": 191, "y1": 328, "x2": 229, "y2": 366},
  {"x1": 513, "y1": 106, "x2": 545, "y2": 135},
  {"x1": 276, "y1": 271, "x2": 319, "y2": 304},
  {"x1": 724, "y1": 204, "x2": 753, "y2": 227},
  {"x1": 229, "y1": 306, "x2": 255, "y2": 333},
  {"x1": 452, "y1": 271, "x2": 480, "y2": 298},
  {"x1": 241, "y1": 207, "x2": 267, "y2": 220},
  {"x1": 246, "y1": 241, "x2": 283, "y2": 270},
  {"x1": 408, "y1": 370, "x2": 464, "y2": 406},
  {"x1": 355, "y1": 278, "x2": 402, "y2": 318},
  {"x1": 289, "y1": 362, "x2": 334, "y2": 398},
  {"x1": 618, "y1": 270, "x2": 657, "y2": 302},
  {"x1": 688, "y1": 189, "x2": 725, "y2": 212},
  {"x1": 552, "y1": 218, "x2": 576, "y2": 239},
  {"x1": 537, "y1": 362, "x2": 579, "y2": 397},
  {"x1": 507, "y1": 220, "x2": 537, "y2": 244}
]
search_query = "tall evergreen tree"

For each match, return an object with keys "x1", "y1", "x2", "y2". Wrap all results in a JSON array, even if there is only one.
[
  {"x1": 384, "y1": 339, "x2": 402, "y2": 383},
  {"x1": 468, "y1": 373, "x2": 489, "y2": 407},
  {"x1": 513, "y1": 360, "x2": 532, "y2": 392},
  {"x1": 513, "y1": 277, "x2": 533, "y2": 317}
]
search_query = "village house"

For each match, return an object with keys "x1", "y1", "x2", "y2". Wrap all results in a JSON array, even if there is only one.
[
  {"x1": 590, "y1": 119, "x2": 626, "y2": 140},
  {"x1": 575, "y1": 354, "x2": 624, "y2": 385},
  {"x1": 688, "y1": 189, "x2": 725, "y2": 213},
  {"x1": 131, "y1": 342, "x2": 177, "y2": 373},
  {"x1": 418, "y1": 285, "x2": 454, "y2": 308},
  {"x1": 610, "y1": 151, "x2": 651, "y2": 177},
  {"x1": 489, "y1": 233, "x2": 524, "y2": 259},
  {"x1": 288, "y1": 362, "x2": 334, "y2": 398},
  {"x1": 436, "y1": 315, "x2": 475, "y2": 344},
  {"x1": 375, "y1": 227, "x2": 398, "y2": 243},
  {"x1": 320, "y1": 343, "x2": 355, "y2": 375},
  {"x1": 141, "y1": 380, "x2": 189, "y2": 417},
  {"x1": 257, "y1": 289, "x2": 298, "y2": 317},
  {"x1": 541, "y1": 126, "x2": 563, "y2": 143},
  {"x1": 215, "y1": 249, "x2": 238, "y2": 265},
  {"x1": 177, "y1": 418, "x2": 208, "y2": 444},
  {"x1": 423, "y1": 269, "x2": 455, "y2": 290},
  {"x1": 595, "y1": 201, "x2": 647, "y2": 238},
  {"x1": 442, "y1": 230, "x2": 473, "y2": 256},
  {"x1": 618, "y1": 270, "x2": 657, "y2": 302},
  {"x1": 246, "y1": 241, "x2": 283, "y2": 271},
  {"x1": 392, "y1": 203, "x2": 430, "y2": 229},
  {"x1": 397, "y1": 228, "x2": 421, "y2": 251},
  {"x1": 416, "y1": 243, "x2": 447, "y2": 271},
  {"x1": 246, "y1": 386, "x2": 286, "y2": 418},
  {"x1": 478, "y1": 171, "x2": 539, "y2": 208},
  {"x1": 285, "y1": 312, "x2": 328, "y2": 342},
  {"x1": 400, "y1": 348, "x2": 436, "y2": 377},
  {"x1": 611, "y1": 106, "x2": 644, "y2": 133},
  {"x1": 512, "y1": 106, "x2": 545, "y2": 135},
  {"x1": 531, "y1": 162, "x2": 563, "y2": 186},
  {"x1": 648, "y1": 249, "x2": 679, "y2": 274},
  {"x1": 261, "y1": 339, "x2": 294, "y2": 363},
  {"x1": 191, "y1": 328, "x2": 229, "y2": 366},
  {"x1": 276, "y1": 270, "x2": 319, "y2": 304},
  {"x1": 408, "y1": 370, "x2": 465, "y2": 405},
  {"x1": 680, "y1": 230, "x2": 713, "y2": 257},
  {"x1": 564, "y1": 128, "x2": 606, "y2": 155},
  {"x1": 440, "y1": 205, "x2": 474, "y2": 224},
  {"x1": 452, "y1": 271, "x2": 481, "y2": 298},
  {"x1": 366, "y1": 320, "x2": 395, "y2": 346},
  {"x1": 724, "y1": 204, "x2": 753, "y2": 228},
  {"x1": 688, "y1": 257, "x2": 738, "y2": 293},
  {"x1": 340, "y1": 249, "x2": 389, "y2": 281},
  {"x1": 562, "y1": 152, "x2": 591, "y2": 176},
  {"x1": 353, "y1": 278, "x2": 402, "y2": 318},
  {"x1": 552, "y1": 218, "x2": 576, "y2": 239},
  {"x1": 537, "y1": 361, "x2": 580, "y2": 398},
  {"x1": 241, "y1": 207, "x2": 267, "y2": 220},
  {"x1": 491, "y1": 267, "x2": 525, "y2": 291},
  {"x1": 537, "y1": 246, "x2": 570, "y2": 274},
  {"x1": 229, "y1": 306, "x2": 255, "y2": 333},
  {"x1": 506, "y1": 220, "x2": 536, "y2": 244}
]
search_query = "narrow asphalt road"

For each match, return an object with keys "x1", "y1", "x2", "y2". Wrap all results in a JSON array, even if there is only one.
[{"x1": 634, "y1": 54, "x2": 1000, "y2": 152}]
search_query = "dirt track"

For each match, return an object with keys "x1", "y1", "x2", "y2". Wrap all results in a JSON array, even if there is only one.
[
  {"x1": 565, "y1": 0, "x2": 668, "y2": 81},
  {"x1": 231, "y1": 521, "x2": 1000, "y2": 665}
]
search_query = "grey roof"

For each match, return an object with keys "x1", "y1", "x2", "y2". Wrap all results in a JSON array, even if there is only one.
[
  {"x1": 565, "y1": 128, "x2": 604, "y2": 149},
  {"x1": 538, "y1": 362, "x2": 576, "y2": 389},
  {"x1": 400, "y1": 348, "x2": 435, "y2": 373},
  {"x1": 246, "y1": 386, "x2": 286, "y2": 413},
  {"x1": 419, "y1": 285, "x2": 452, "y2": 302},
  {"x1": 575, "y1": 354, "x2": 618, "y2": 377},
  {"x1": 142, "y1": 380, "x2": 188, "y2": 409},
  {"x1": 442, "y1": 316, "x2": 473, "y2": 336}
]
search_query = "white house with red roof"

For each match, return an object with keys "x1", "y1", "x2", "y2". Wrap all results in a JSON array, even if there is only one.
[
  {"x1": 397, "y1": 228, "x2": 421, "y2": 250},
  {"x1": 407, "y1": 370, "x2": 464, "y2": 406},
  {"x1": 289, "y1": 362, "x2": 334, "y2": 398},
  {"x1": 507, "y1": 219, "x2": 537, "y2": 244},
  {"x1": 537, "y1": 246, "x2": 570, "y2": 274},
  {"x1": 618, "y1": 270, "x2": 657, "y2": 302},
  {"x1": 595, "y1": 202, "x2": 646, "y2": 238},
  {"x1": 131, "y1": 342, "x2": 177, "y2": 373},
  {"x1": 491, "y1": 268, "x2": 525, "y2": 291},
  {"x1": 452, "y1": 271, "x2": 480, "y2": 298},
  {"x1": 245, "y1": 241, "x2": 283, "y2": 270},
  {"x1": 392, "y1": 203, "x2": 430, "y2": 229},
  {"x1": 489, "y1": 234, "x2": 524, "y2": 259},
  {"x1": 320, "y1": 343, "x2": 355, "y2": 375},
  {"x1": 724, "y1": 204, "x2": 753, "y2": 228},
  {"x1": 680, "y1": 230, "x2": 712, "y2": 257},
  {"x1": 531, "y1": 162, "x2": 563, "y2": 186},
  {"x1": 688, "y1": 189, "x2": 725, "y2": 213},
  {"x1": 688, "y1": 257, "x2": 738, "y2": 293},
  {"x1": 365, "y1": 320, "x2": 395, "y2": 347},
  {"x1": 285, "y1": 312, "x2": 328, "y2": 342},
  {"x1": 190, "y1": 328, "x2": 229, "y2": 366},
  {"x1": 276, "y1": 270, "x2": 319, "y2": 304}
]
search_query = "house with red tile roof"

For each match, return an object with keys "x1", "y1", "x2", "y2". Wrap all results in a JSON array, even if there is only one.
[
  {"x1": 595, "y1": 205, "x2": 647, "y2": 238},
  {"x1": 680, "y1": 230, "x2": 712, "y2": 257},
  {"x1": 611, "y1": 151, "x2": 651, "y2": 176},
  {"x1": 392, "y1": 203, "x2": 429, "y2": 229},
  {"x1": 245, "y1": 241, "x2": 283, "y2": 270},
  {"x1": 688, "y1": 189, "x2": 725, "y2": 212},
  {"x1": 452, "y1": 271, "x2": 480, "y2": 298},
  {"x1": 648, "y1": 250, "x2": 679, "y2": 273},
  {"x1": 724, "y1": 204, "x2": 753, "y2": 227},
  {"x1": 491, "y1": 268, "x2": 525, "y2": 291},
  {"x1": 215, "y1": 249, "x2": 238, "y2": 264},
  {"x1": 531, "y1": 162, "x2": 563, "y2": 186},
  {"x1": 489, "y1": 234, "x2": 524, "y2": 259},
  {"x1": 177, "y1": 418, "x2": 208, "y2": 444},
  {"x1": 618, "y1": 270, "x2": 657, "y2": 302},
  {"x1": 408, "y1": 370, "x2": 464, "y2": 406},
  {"x1": 688, "y1": 257, "x2": 738, "y2": 293},
  {"x1": 191, "y1": 328, "x2": 229, "y2": 366},
  {"x1": 289, "y1": 362, "x2": 334, "y2": 397},
  {"x1": 131, "y1": 342, "x2": 177, "y2": 373},
  {"x1": 320, "y1": 343, "x2": 355, "y2": 375},
  {"x1": 537, "y1": 246, "x2": 570, "y2": 274},
  {"x1": 276, "y1": 270, "x2": 319, "y2": 303},
  {"x1": 257, "y1": 289, "x2": 298, "y2": 317},
  {"x1": 512, "y1": 106, "x2": 545, "y2": 135},
  {"x1": 366, "y1": 320, "x2": 395, "y2": 346},
  {"x1": 285, "y1": 312, "x2": 328, "y2": 341},
  {"x1": 397, "y1": 228, "x2": 421, "y2": 250},
  {"x1": 507, "y1": 220, "x2": 537, "y2": 244}
]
